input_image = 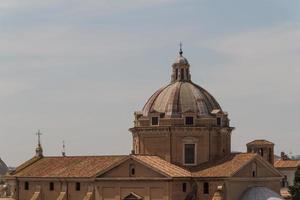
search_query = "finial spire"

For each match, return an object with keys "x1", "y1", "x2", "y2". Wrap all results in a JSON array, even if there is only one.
[
  {"x1": 35, "y1": 129, "x2": 43, "y2": 157},
  {"x1": 62, "y1": 140, "x2": 66, "y2": 157},
  {"x1": 179, "y1": 42, "x2": 183, "y2": 56}
]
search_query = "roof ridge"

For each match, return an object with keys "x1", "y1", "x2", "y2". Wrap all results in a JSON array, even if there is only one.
[{"x1": 41, "y1": 155, "x2": 128, "y2": 158}]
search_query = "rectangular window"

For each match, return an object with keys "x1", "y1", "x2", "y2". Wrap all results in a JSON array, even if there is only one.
[
  {"x1": 24, "y1": 182, "x2": 29, "y2": 190},
  {"x1": 75, "y1": 182, "x2": 81, "y2": 191},
  {"x1": 185, "y1": 116, "x2": 194, "y2": 125},
  {"x1": 203, "y1": 182, "x2": 209, "y2": 194},
  {"x1": 217, "y1": 117, "x2": 221, "y2": 126},
  {"x1": 184, "y1": 144, "x2": 195, "y2": 164},
  {"x1": 49, "y1": 182, "x2": 54, "y2": 191},
  {"x1": 182, "y1": 183, "x2": 187, "y2": 192},
  {"x1": 151, "y1": 117, "x2": 159, "y2": 126}
]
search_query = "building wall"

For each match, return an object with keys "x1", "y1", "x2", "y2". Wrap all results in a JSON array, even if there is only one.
[
  {"x1": 171, "y1": 181, "x2": 192, "y2": 200},
  {"x1": 95, "y1": 180, "x2": 170, "y2": 200},
  {"x1": 100, "y1": 159, "x2": 165, "y2": 178},
  {"x1": 17, "y1": 180, "x2": 90, "y2": 200},
  {"x1": 196, "y1": 180, "x2": 225, "y2": 200},
  {"x1": 14, "y1": 179, "x2": 173, "y2": 200},
  {"x1": 132, "y1": 126, "x2": 232, "y2": 167},
  {"x1": 9, "y1": 176, "x2": 282, "y2": 200},
  {"x1": 278, "y1": 169, "x2": 296, "y2": 186}
]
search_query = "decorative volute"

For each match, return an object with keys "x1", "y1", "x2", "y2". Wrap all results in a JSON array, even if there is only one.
[{"x1": 171, "y1": 43, "x2": 191, "y2": 83}]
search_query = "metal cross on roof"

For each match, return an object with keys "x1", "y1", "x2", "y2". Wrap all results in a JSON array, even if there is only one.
[
  {"x1": 179, "y1": 42, "x2": 183, "y2": 56},
  {"x1": 36, "y1": 129, "x2": 42, "y2": 145},
  {"x1": 62, "y1": 140, "x2": 66, "y2": 157}
]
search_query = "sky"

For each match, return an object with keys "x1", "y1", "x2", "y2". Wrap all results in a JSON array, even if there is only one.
[{"x1": 0, "y1": 0, "x2": 300, "y2": 166}]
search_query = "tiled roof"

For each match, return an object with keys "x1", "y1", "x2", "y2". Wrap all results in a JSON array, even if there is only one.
[
  {"x1": 10, "y1": 155, "x2": 190, "y2": 178},
  {"x1": 10, "y1": 153, "x2": 262, "y2": 178},
  {"x1": 11, "y1": 156, "x2": 126, "y2": 178},
  {"x1": 133, "y1": 155, "x2": 191, "y2": 177},
  {"x1": 274, "y1": 160, "x2": 300, "y2": 169},
  {"x1": 191, "y1": 153, "x2": 257, "y2": 177},
  {"x1": 247, "y1": 140, "x2": 274, "y2": 146}
]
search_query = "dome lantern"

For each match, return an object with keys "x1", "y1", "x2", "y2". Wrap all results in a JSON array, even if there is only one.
[{"x1": 171, "y1": 43, "x2": 191, "y2": 83}]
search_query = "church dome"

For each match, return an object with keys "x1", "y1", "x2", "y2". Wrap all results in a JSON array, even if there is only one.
[
  {"x1": 142, "y1": 49, "x2": 221, "y2": 118},
  {"x1": 240, "y1": 187, "x2": 284, "y2": 200}
]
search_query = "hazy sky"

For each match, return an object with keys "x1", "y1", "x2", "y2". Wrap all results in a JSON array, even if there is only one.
[{"x1": 1, "y1": 0, "x2": 300, "y2": 166}]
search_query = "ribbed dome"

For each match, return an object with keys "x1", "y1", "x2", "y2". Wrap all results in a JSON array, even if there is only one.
[
  {"x1": 240, "y1": 187, "x2": 284, "y2": 200},
  {"x1": 142, "y1": 81, "x2": 221, "y2": 117}
]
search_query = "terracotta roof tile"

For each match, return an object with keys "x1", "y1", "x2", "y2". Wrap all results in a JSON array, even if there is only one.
[
  {"x1": 246, "y1": 140, "x2": 274, "y2": 146},
  {"x1": 191, "y1": 153, "x2": 257, "y2": 177},
  {"x1": 274, "y1": 160, "x2": 300, "y2": 169},
  {"x1": 133, "y1": 155, "x2": 191, "y2": 177},
  {"x1": 10, "y1": 153, "x2": 260, "y2": 178},
  {"x1": 11, "y1": 156, "x2": 126, "y2": 178}
]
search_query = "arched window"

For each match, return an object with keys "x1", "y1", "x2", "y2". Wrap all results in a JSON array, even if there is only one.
[
  {"x1": 252, "y1": 162, "x2": 257, "y2": 177},
  {"x1": 129, "y1": 164, "x2": 135, "y2": 176},
  {"x1": 260, "y1": 148, "x2": 264, "y2": 157}
]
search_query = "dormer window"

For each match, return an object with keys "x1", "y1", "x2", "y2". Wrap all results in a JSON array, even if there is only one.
[
  {"x1": 185, "y1": 116, "x2": 194, "y2": 125},
  {"x1": 151, "y1": 117, "x2": 159, "y2": 126},
  {"x1": 184, "y1": 143, "x2": 196, "y2": 165}
]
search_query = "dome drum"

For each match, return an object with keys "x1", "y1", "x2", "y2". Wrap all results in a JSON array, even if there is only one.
[{"x1": 134, "y1": 110, "x2": 229, "y2": 128}]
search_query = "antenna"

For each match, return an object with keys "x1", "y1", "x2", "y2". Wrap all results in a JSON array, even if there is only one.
[{"x1": 62, "y1": 140, "x2": 66, "y2": 157}]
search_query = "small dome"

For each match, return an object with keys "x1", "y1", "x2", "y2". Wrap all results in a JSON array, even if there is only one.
[
  {"x1": 240, "y1": 187, "x2": 284, "y2": 200},
  {"x1": 142, "y1": 81, "x2": 221, "y2": 117},
  {"x1": 174, "y1": 55, "x2": 189, "y2": 65}
]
